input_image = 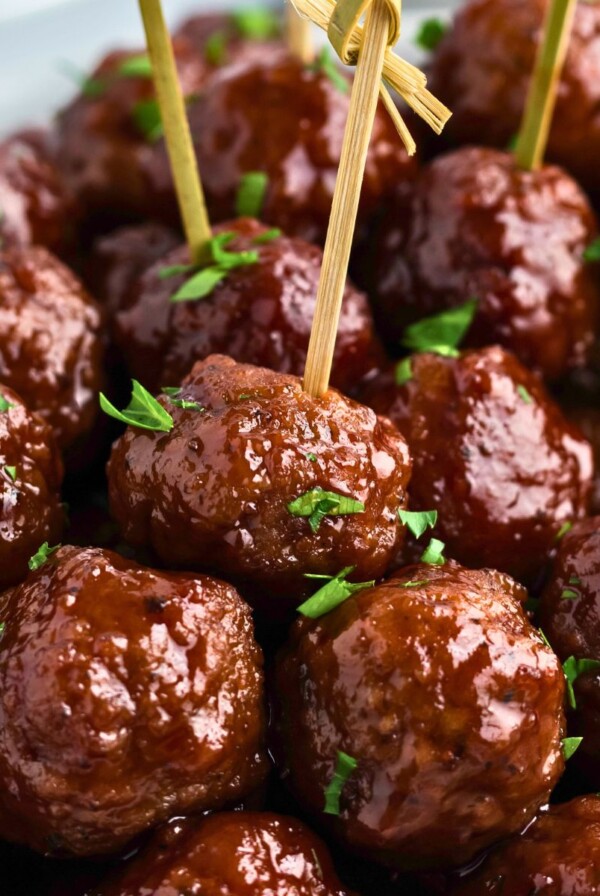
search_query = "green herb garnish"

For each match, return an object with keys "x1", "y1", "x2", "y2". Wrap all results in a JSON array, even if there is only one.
[
  {"x1": 556, "y1": 521, "x2": 573, "y2": 541},
  {"x1": 161, "y1": 233, "x2": 260, "y2": 303},
  {"x1": 562, "y1": 736, "x2": 583, "y2": 760},
  {"x1": 58, "y1": 60, "x2": 105, "y2": 98},
  {"x1": 395, "y1": 357, "x2": 412, "y2": 386},
  {"x1": 161, "y1": 387, "x2": 204, "y2": 412},
  {"x1": 288, "y1": 487, "x2": 365, "y2": 534},
  {"x1": 0, "y1": 622, "x2": 5, "y2": 642},
  {"x1": 517, "y1": 385, "x2": 533, "y2": 405},
  {"x1": 538, "y1": 628, "x2": 553, "y2": 650},
  {"x1": 28, "y1": 542, "x2": 61, "y2": 572},
  {"x1": 420, "y1": 537, "x2": 446, "y2": 566},
  {"x1": 563, "y1": 656, "x2": 600, "y2": 709},
  {"x1": 561, "y1": 589, "x2": 579, "y2": 601},
  {"x1": 324, "y1": 751, "x2": 357, "y2": 816},
  {"x1": 132, "y1": 98, "x2": 163, "y2": 142},
  {"x1": 583, "y1": 237, "x2": 600, "y2": 263},
  {"x1": 415, "y1": 17, "x2": 448, "y2": 52},
  {"x1": 401, "y1": 580, "x2": 429, "y2": 588},
  {"x1": 118, "y1": 54, "x2": 152, "y2": 78},
  {"x1": 253, "y1": 227, "x2": 282, "y2": 245},
  {"x1": 402, "y1": 298, "x2": 477, "y2": 357},
  {"x1": 309, "y1": 47, "x2": 349, "y2": 93},
  {"x1": 298, "y1": 566, "x2": 374, "y2": 619},
  {"x1": 236, "y1": 171, "x2": 269, "y2": 218},
  {"x1": 3, "y1": 466, "x2": 16, "y2": 482},
  {"x1": 398, "y1": 509, "x2": 438, "y2": 539},
  {"x1": 0, "y1": 396, "x2": 13, "y2": 413},
  {"x1": 232, "y1": 7, "x2": 280, "y2": 39},
  {"x1": 100, "y1": 380, "x2": 174, "y2": 433},
  {"x1": 204, "y1": 30, "x2": 228, "y2": 65},
  {"x1": 306, "y1": 453, "x2": 318, "y2": 462}
]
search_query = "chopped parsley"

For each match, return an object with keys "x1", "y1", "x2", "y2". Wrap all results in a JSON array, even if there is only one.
[
  {"x1": 0, "y1": 622, "x2": 4, "y2": 642},
  {"x1": 232, "y1": 7, "x2": 280, "y2": 40},
  {"x1": 398, "y1": 509, "x2": 438, "y2": 540},
  {"x1": 298, "y1": 566, "x2": 374, "y2": 619},
  {"x1": 204, "y1": 30, "x2": 227, "y2": 65},
  {"x1": 555, "y1": 521, "x2": 573, "y2": 541},
  {"x1": 287, "y1": 488, "x2": 365, "y2": 533},
  {"x1": 583, "y1": 237, "x2": 600, "y2": 263},
  {"x1": 58, "y1": 60, "x2": 106, "y2": 98},
  {"x1": 118, "y1": 54, "x2": 153, "y2": 78},
  {"x1": 562, "y1": 736, "x2": 583, "y2": 760},
  {"x1": 0, "y1": 396, "x2": 13, "y2": 413},
  {"x1": 324, "y1": 751, "x2": 357, "y2": 816},
  {"x1": 3, "y1": 466, "x2": 16, "y2": 482},
  {"x1": 161, "y1": 233, "x2": 260, "y2": 302},
  {"x1": 309, "y1": 47, "x2": 349, "y2": 94},
  {"x1": 306, "y1": 453, "x2": 318, "y2": 462},
  {"x1": 99, "y1": 380, "x2": 174, "y2": 433},
  {"x1": 253, "y1": 227, "x2": 282, "y2": 245},
  {"x1": 420, "y1": 537, "x2": 446, "y2": 566},
  {"x1": 517, "y1": 384, "x2": 533, "y2": 405},
  {"x1": 236, "y1": 171, "x2": 269, "y2": 218},
  {"x1": 563, "y1": 656, "x2": 600, "y2": 709},
  {"x1": 402, "y1": 298, "x2": 477, "y2": 358},
  {"x1": 28, "y1": 542, "x2": 61, "y2": 572},
  {"x1": 132, "y1": 98, "x2": 163, "y2": 142},
  {"x1": 561, "y1": 588, "x2": 579, "y2": 601},
  {"x1": 415, "y1": 17, "x2": 448, "y2": 52},
  {"x1": 401, "y1": 580, "x2": 429, "y2": 588},
  {"x1": 161, "y1": 387, "x2": 204, "y2": 412},
  {"x1": 395, "y1": 357, "x2": 412, "y2": 386}
]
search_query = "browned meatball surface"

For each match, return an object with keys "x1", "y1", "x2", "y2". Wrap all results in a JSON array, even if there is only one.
[
  {"x1": 113, "y1": 217, "x2": 386, "y2": 395},
  {"x1": 272, "y1": 562, "x2": 565, "y2": 871},
  {"x1": 428, "y1": 0, "x2": 600, "y2": 196},
  {"x1": 0, "y1": 546, "x2": 267, "y2": 856},
  {"x1": 187, "y1": 54, "x2": 416, "y2": 246},
  {"x1": 362, "y1": 347, "x2": 592, "y2": 584},
  {"x1": 452, "y1": 797, "x2": 600, "y2": 895},
  {"x1": 96, "y1": 812, "x2": 353, "y2": 896},
  {"x1": 369, "y1": 148, "x2": 600, "y2": 380},
  {"x1": 0, "y1": 245, "x2": 104, "y2": 449},
  {"x1": 0, "y1": 384, "x2": 63, "y2": 588},
  {"x1": 107, "y1": 355, "x2": 411, "y2": 607}
]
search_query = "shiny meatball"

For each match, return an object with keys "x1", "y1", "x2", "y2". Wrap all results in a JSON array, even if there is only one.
[
  {"x1": 0, "y1": 130, "x2": 78, "y2": 258},
  {"x1": 0, "y1": 245, "x2": 104, "y2": 449},
  {"x1": 55, "y1": 42, "x2": 206, "y2": 227},
  {"x1": 452, "y1": 797, "x2": 600, "y2": 895},
  {"x1": 0, "y1": 545, "x2": 267, "y2": 856},
  {"x1": 113, "y1": 217, "x2": 386, "y2": 395},
  {"x1": 187, "y1": 54, "x2": 416, "y2": 246},
  {"x1": 175, "y1": 10, "x2": 282, "y2": 67},
  {"x1": 362, "y1": 347, "x2": 592, "y2": 583},
  {"x1": 107, "y1": 355, "x2": 411, "y2": 608},
  {"x1": 0, "y1": 384, "x2": 63, "y2": 587},
  {"x1": 369, "y1": 147, "x2": 600, "y2": 380},
  {"x1": 566, "y1": 405, "x2": 600, "y2": 515},
  {"x1": 272, "y1": 562, "x2": 566, "y2": 871},
  {"x1": 428, "y1": 0, "x2": 600, "y2": 196},
  {"x1": 96, "y1": 812, "x2": 352, "y2": 896}
]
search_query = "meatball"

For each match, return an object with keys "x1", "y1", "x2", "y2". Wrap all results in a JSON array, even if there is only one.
[
  {"x1": 112, "y1": 217, "x2": 386, "y2": 395},
  {"x1": 0, "y1": 245, "x2": 104, "y2": 449},
  {"x1": 55, "y1": 42, "x2": 206, "y2": 227},
  {"x1": 107, "y1": 355, "x2": 411, "y2": 608},
  {"x1": 565, "y1": 405, "x2": 600, "y2": 515},
  {"x1": 0, "y1": 131, "x2": 78, "y2": 258},
  {"x1": 452, "y1": 797, "x2": 600, "y2": 895},
  {"x1": 0, "y1": 546, "x2": 266, "y2": 857},
  {"x1": 0, "y1": 384, "x2": 63, "y2": 588},
  {"x1": 175, "y1": 9, "x2": 282, "y2": 66},
  {"x1": 368, "y1": 147, "x2": 600, "y2": 380},
  {"x1": 428, "y1": 0, "x2": 600, "y2": 197},
  {"x1": 362, "y1": 346, "x2": 592, "y2": 584},
  {"x1": 96, "y1": 812, "x2": 352, "y2": 896},
  {"x1": 186, "y1": 54, "x2": 416, "y2": 246},
  {"x1": 272, "y1": 562, "x2": 566, "y2": 871}
]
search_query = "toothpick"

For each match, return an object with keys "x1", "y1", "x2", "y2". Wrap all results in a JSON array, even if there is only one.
[
  {"x1": 286, "y1": 2, "x2": 315, "y2": 63},
  {"x1": 138, "y1": 0, "x2": 211, "y2": 263},
  {"x1": 303, "y1": 0, "x2": 391, "y2": 397},
  {"x1": 514, "y1": 0, "x2": 577, "y2": 171}
]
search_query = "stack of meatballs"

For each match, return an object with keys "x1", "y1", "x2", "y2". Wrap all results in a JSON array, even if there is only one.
[{"x1": 1, "y1": 0, "x2": 600, "y2": 893}]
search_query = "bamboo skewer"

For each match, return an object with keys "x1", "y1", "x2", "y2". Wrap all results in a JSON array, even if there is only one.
[
  {"x1": 286, "y1": 3, "x2": 315, "y2": 63},
  {"x1": 138, "y1": 0, "x2": 211, "y2": 263},
  {"x1": 514, "y1": 0, "x2": 577, "y2": 171}
]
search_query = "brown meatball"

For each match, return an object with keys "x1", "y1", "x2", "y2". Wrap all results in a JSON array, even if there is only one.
[
  {"x1": 452, "y1": 797, "x2": 600, "y2": 895},
  {"x1": 428, "y1": 0, "x2": 600, "y2": 197},
  {"x1": 107, "y1": 355, "x2": 411, "y2": 608},
  {"x1": 113, "y1": 217, "x2": 386, "y2": 395},
  {"x1": 175, "y1": 10, "x2": 282, "y2": 66},
  {"x1": 0, "y1": 384, "x2": 63, "y2": 587},
  {"x1": 96, "y1": 812, "x2": 353, "y2": 896},
  {"x1": 55, "y1": 43, "x2": 206, "y2": 227},
  {"x1": 0, "y1": 131, "x2": 78, "y2": 258},
  {"x1": 368, "y1": 147, "x2": 600, "y2": 380},
  {"x1": 0, "y1": 545, "x2": 267, "y2": 857},
  {"x1": 272, "y1": 561, "x2": 565, "y2": 871},
  {"x1": 566, "y1": 405, "x2": 600, "y2": 515},
  {"x1": 0, "y1": 245, "x2": 104, "y2": 449},
  {"x1": 187, "y1": 53, "x2": 416, "y2": 246},
  {"x1": 362, "y1": 347, "x2": 592, "y2": 584}
]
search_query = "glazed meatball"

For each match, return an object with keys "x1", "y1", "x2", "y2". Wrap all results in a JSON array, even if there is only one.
[
  {"x1": 428, "y1": 0, "x2": 600, "y2": 196},
  {"x1": 175, "y1": 9, "x2": 282, "y2": 66},
  {"x1": 96, "y1": 812, "x2": 352, "y2": 896},
  {"x1": 565, "y1": 405, "x2": 600, "y2": 515},
  {"x1": 0, "y1": 384, "x2": 63, "y2": 587},
  {"x1": 273, "y1": 561, "x2": 565, "y2": 871},
  {"x1": 452, "y1": 797, "x2": 600, "y2": 895},
  {"x1": 0, "y1": 245, "x2": 104, "y2": 449},
  {"x1": 187, "y1": 54, "x2": 416, "y2": 246},
  {"x1": 362, "y1": 346, "x2": 592, "y2": 583},
  {"x1": 107, "y1": 355, "x2": 411, "y2": 608},
  {"x1": 0, "y1": 131, "x2": 78, "y2": 258},
  {"x1": 0, "y1": 546, "x2": 267, "y2": 856},
  {"x1": 113, "y1": 218, "x2": 386, "y2": 395},
  {"x1": 369, "y1": 147, "x2": 600, "y2": 380}
]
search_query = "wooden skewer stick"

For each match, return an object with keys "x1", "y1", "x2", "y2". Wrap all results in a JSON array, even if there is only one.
[
  {"x1": 286, "y1": 2, "x2": 315, "y2": 63},
  {"x1": 303, "y1": 0, "x2": 391, "y2": 397},
  {"x1": 514, "y1": 0, "x2": 577, "y2": 171},
  {"x1": 138, "y1": 0, "x2": 211, "y2": 263}
]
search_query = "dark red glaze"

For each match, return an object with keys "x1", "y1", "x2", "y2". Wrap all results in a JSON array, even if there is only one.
[
  {"x1": 362, "y1": 347, "x2": 592, "y2": 583},
  {"x1": 567, "y1": 404, "x2": 600, "y2": 515},
  {"x1": 428, "y1": 0, "x2": 600, "y2": 196},
  {"x1": 113, "y1": 217, "x2": 386, "y2": 395},
  {"x1": 175, "y1": 10, "x2": 282, "y2": 67},
  {"x1": 96, "y1": 812, "x2": 353, "y2": 896},
  {"x1": 107, "y1": 355, "x2": 411, "y2": 607},
  {"x1": 272, "y1": 562, "x2": 565, "y2": 871},
  {"x1": 0, "y1": 546, "x2": 267, "y2": 856},
  {"x1": 0, "y1": 131, "x2": 78, "y2": 258},
  {"x1": 55, "y1": 43, "x2": 207, "y2": 226},
  {"x1": 452, "y1": 797, "x2": 600, "y2": 895},
  {"x1": 369, "y1": 147, "x2": 600, "y2": 380},
  {"x1": 0, "y1": 245, "x2": 104, "y2": 449},
  {"x1": 187, "y1": 53, "x2": 416, "y2": 246},
  {"x1": 0, "y1": 383, "x2": 63, "y2": 587}
]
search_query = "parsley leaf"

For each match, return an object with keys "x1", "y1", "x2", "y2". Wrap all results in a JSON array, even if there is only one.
[
  {"x1": 517, "y1": 384, "x2": 533, "y2": 405},
  {"x1": 0, "y1": 395, "x2": 13, "y2": 413},
  {"x1": 583, "y1": 237, "x2": 600, "y2": 263},
  {"x1": 99, "y1": 380, "x2": 174, "y2": 432},
  {"x1": 402, "y1": 298, "x2": 477, "y2": 357},
  {"x1": 288, "y1": 488, "x2": 365, "y2": 533},
  {"x1": 561, "y1": 588, "x2": 579, "y2": 601},
  {"x1": 253, "y1": 227, "x2": 281, "y2": 245},
  {"x1": 204, "y1": 30, "x2": 228, "y2": 65},
  {"x1": 232, "y1": 8, "x2": 280, "y2": 39},
  {"x1": 0, "y1": 622, "x2": 4, "y2": 642},
  {"x1": 563, "y1": 656, "x2": 600, "y2": 709},
  {"x1": 298, "y1": 566, "x2": 374, "y2": 618},
  {"x1": 3, "y1": 466, "x2": 16, "y2": 482},
  {"x1": 132, "y1": 98, "x2": 163, "y2": 142},
  {"x1": 562, "y1": 736, "x2": 583, "y2": 760},
  {"x1": 309, "y1": 47, "x2": 349, "y2": 94},
  {"x1": 28, "y1": 542, "x2": 61, "y2": 572},
  {"x1": 161, "y1": 387, "x2": 204, "y2": 411},
  {"x1": 415, "y1": 17, "x2": 448, "y2": 52},
  {"x1": 306, "y1": 452, "x2": 318, "y2": 462},
  {"x1": 236, "y1": 171, "x2": 269, "y2": 218},
  {"x1": 395, "y1": 357, "x2": 412, "y2": 386},
  {"x1": 324, "y1": 751, "x2": 357, "y2": 816},
  {"x1": 166, "y1": 233, "x2": 260, "y2": 303},
  {"x1": 556, "y1": 521, "x2": 573, "y2": 541},
  {"x1": 420, "y1": 537, "x2": 446, "y2": 565},
  {"x1": 118, "y1": 54, "x2": 153, "y2": 78},
  {"x1": 171, "y1": 266, "x2": 230, "y2": 302},
  {"x1": 401, "y1": 579, "x2": 429, "y2": 588},
  {"x1": 399, "y1": 509, "x2": 438, "y2": 539}
]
